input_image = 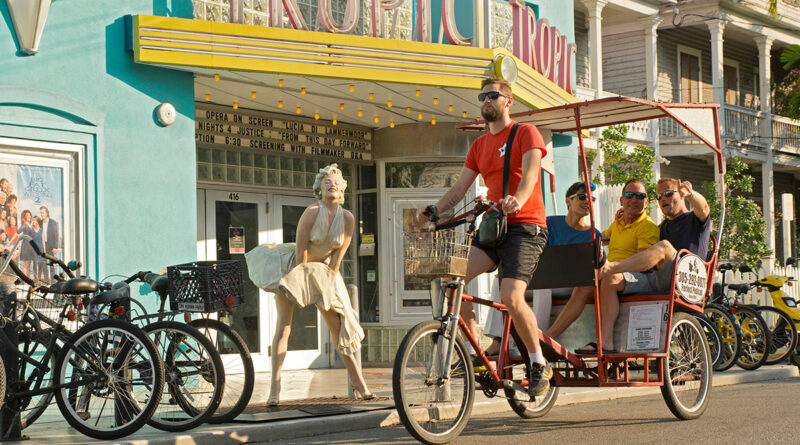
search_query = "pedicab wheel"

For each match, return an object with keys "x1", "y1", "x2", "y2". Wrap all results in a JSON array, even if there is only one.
[
  {"x1": 54, "y1": 319, "x2": 164, "y2": 440},
  {"x1": 693, "y1": 314, "x2": 723, "y2": 370},
  {"x1": 505, "y1": 380, "x2": 558, "y2": 418},
  {"x1": 734, "y1": 306, "x2": 771, "y2": 371},
  {"x1": 790, "y1": 350, "x2": 800, "y2": 368},
  {"x1": 705, "y1": 304, "x2": 742, "y2": 372},
  {"x1": 393, "y1": 320, "x2": 475, "y2": 445},
  {"x1": 661, "y1": 312, "x2": 712, "y2": 420}
]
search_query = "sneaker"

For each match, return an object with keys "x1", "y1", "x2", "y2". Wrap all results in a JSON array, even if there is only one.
[
  {"x1": 471, "y1": 355, "x2": 487, "y2": 373},
  {"x1": 527, "y1": 362, "x2": 553, "y2": 398}
]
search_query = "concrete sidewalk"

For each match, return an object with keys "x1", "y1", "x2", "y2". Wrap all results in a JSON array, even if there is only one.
[{"x1": 17, "y1": 364, "x2": 800, "y2": 444}]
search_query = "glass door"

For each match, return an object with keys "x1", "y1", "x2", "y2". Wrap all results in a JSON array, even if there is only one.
[
  {"x1": 272, "y1": 195, "x2": 330, "y2": 369},
  {"x1": 203, "y1": 190, "x2": 270, "y2": 371}
]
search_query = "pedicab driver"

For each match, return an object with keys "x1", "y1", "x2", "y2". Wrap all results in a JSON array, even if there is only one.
[{"x1": 418, "y1": 76, "x2": 551, "y2": 398}]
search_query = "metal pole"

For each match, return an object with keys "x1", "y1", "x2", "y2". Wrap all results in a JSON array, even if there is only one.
[{"x1": 347, "y1": 284, "x2": 359, "y2": 398}]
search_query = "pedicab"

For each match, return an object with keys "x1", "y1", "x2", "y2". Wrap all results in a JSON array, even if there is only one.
[{"x1": 393, "y1": 97, "x2": 725, "y2": 444}]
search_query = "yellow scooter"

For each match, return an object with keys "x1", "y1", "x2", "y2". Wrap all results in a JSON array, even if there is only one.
[{"x1": 754, "y1": 257, "x2": 800, "y2": 367}]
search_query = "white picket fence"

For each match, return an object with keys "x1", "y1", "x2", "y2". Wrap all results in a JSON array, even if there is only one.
[{"x1": 591, "y1": 183, "x2": 624, "y2": 231}]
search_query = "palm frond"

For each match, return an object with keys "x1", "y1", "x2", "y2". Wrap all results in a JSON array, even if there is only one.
[{"x1": 781, "y1": 45, "x2": 800, "y2": 70}]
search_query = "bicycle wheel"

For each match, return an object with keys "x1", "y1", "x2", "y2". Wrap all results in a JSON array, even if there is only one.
[
  {"x1": 660, "y1": 312, "x2": 712, "y2": 420},
  {"x1": 734, "y1": 306, "x2": 771, "y2": 370},
  {"x1": 54, "y1": 319, "x2": 164, "y2": 440},
  {"x1": 704, "y1": 304, "x2": 742, "y2": 372},
  {"x1": 393, "y1": 320, "x2": 475, "y2": 445},
  {"x1": 144, "y1": 321, "x2": 225, "y2": 432},
  {"x1": 16, "y1": 329, "x2": 58, "y2": 429},
  {"x1": 504, "y1": 361, "x2": 559, "y2": 418},
  {"x1": 189, "y1": 318, "x2": 254, "y2": 423},
  {"x1": 693, "y1": 313, "x2": 723, "y2": 370},
  {"x1": 755, "y1": 306, "x2": 798, "y2": 365}
]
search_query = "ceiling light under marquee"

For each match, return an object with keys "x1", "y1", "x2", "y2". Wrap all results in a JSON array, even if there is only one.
[
  {"x1": 251, "y1": 91, "x2": 257, "y2": 99},
  {"x1": 448, "y1": 105, "x2": 453, "y2": 112},
  {"x1": 433, "y1": 98, "x2": 439, "y2": 105},
  {"x1": 387, "y1": 100, "x2": 392, "y2": 107},
  {"x1": 301, "y1": 87, "x2": 306, "y2": 95},
  {"x1": 278, "y1": 100, "x2": 284, "y2": 108},
  {"x1": 431, "y1": 117, "x2": 437, "y2": 125},
  {"x1": 296, "y1": 106, "x2": 301, "y2": 114},
  {"x1": 390, "y1": 121, "x2": 395, "y2": 128},
  {"x1": 278, "y1": 79, "x2": 284, "y2": 87},
  {"x1": 349, "y1": 84, "x2": 355, "y2": 92},
  {"x1": 205, "y1": 94, "x2": 210, "y2": 102},
  {"x1": 358, "y1": 110, "x2": 363, "y2": 117},
  {"x1": 415, "y1": 89, "x2": 420, "y2": 97},
  {"x1": 233, "y1": 102, "x2": 238, "y2": 109},
  {"x1": 314, "y1": 113, "x2": 319, "y2": 120},
  {"x1": 214, "y1": 73, "x2": 220, "y2": 81},
  {"x1": 369, "y1": 92, "x2": 374, "y2": 100},
  {"x1": 340, "y1": 103, "x2": 345, "y2": 110}
]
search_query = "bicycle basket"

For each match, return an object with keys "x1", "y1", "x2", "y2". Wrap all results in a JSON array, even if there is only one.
[
  {"x1": 167, "y1": 260, "x2": 244, "y2": 312},
  {"x1": 404, "y1": 229, "x2": 473, "y2": 278}
]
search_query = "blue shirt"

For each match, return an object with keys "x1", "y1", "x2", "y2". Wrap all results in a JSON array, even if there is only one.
[
  {"x1": 546, "y1": 215, "x2": 602, "y2": 246},
  {"x1": 660, "y1": 211, "x2": 711, "y2": 260}
]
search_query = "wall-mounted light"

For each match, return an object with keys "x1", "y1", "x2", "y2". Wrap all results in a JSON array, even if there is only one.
[
  {"x1": 155, "y1": 103, "x2": 177, "y2": 126},
  {"x1": 6, "y1": 0, "x2": 53, "y2": 55}
]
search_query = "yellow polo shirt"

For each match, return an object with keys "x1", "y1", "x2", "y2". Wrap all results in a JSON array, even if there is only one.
[{"x1": 603, "y1": 212, "x2": 660, "y2": 262}]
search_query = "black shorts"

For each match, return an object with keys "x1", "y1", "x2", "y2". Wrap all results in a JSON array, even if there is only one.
[{"x1": 472, "y1": 223, "x2": 548, "y2": 283}]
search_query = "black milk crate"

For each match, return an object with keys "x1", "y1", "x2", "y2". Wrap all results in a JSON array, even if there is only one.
[{"x1": 167, "y1": 260, "x2": 244, "y2": 312}]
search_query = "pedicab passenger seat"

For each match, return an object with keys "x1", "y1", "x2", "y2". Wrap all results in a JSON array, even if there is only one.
[{"x1": 526, "y1": 242, "x2": 598, "y2": 303}]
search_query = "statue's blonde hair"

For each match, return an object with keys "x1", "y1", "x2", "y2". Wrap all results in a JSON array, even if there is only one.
[{"x1": 313, "y1": 163, "x2": 347, "y2": 204}]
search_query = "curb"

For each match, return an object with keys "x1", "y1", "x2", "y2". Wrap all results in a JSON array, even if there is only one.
[{"x1": 88, "y1": 365, "x2": 800, "y2": 445}]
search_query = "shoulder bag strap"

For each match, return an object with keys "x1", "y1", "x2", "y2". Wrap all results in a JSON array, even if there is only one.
[{"x1": 502, "y1": 123, "x2": 520, "y2": 199}]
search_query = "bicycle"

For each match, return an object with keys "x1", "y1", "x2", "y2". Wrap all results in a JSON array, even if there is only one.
[
  {"x1": 94, "y1": 268, "x2": 254, "y2": 424},
  {"x1": 706, "y1": 263, "x2": 743, "y2": 372},
  {"x1": 89, "y1": 271, "x2": 226, "y2": 432},
  {"x1": 393, "y1": 197, "x2": 712, "y2": 444},
  {"x1": 0, "y1": 237, "x2": 165, "y2": 440}
]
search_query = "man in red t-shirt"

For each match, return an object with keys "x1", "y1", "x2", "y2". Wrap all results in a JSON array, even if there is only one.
[{"x1": 418, "y1": 77, "x2": 551, "y2": 398}]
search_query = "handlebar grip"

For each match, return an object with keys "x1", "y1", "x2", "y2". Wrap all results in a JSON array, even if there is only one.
[
  {"x1": 29, "y1": 240, "x2": 43, "y2": 256},
  {"x1": 423, "y1": 205, "x2": 439, "y2": 222},
  {"x1": 142, "y1": 272, "x2": 161, "y2": 286},
  {"x1": 67, "y1": 260, "x2": 81, "y2": 272}
]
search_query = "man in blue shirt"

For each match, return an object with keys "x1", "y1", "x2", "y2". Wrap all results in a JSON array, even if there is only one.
[{"x1": 483, "y1": 181, "x2": 601, "y2": 354}]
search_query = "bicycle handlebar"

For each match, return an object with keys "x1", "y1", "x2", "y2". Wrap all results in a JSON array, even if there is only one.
[{"x1": 28, "y1": 239, "x2": 77, "y2": 279}]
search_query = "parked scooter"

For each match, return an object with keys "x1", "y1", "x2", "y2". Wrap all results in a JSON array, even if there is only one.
[{"x1": 750, "y1": 257, "x2": 800, "y2": 367}]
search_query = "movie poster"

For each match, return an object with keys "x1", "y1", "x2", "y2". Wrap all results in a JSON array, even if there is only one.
[{"x1": 0, "y1": 162, "x2": 64, "y2": 283}]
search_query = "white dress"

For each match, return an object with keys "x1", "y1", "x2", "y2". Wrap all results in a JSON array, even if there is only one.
[{"x1": 248, "y1": 202, "x2": 364, "y2": 356}]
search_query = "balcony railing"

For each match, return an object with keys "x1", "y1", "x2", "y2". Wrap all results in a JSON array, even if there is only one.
[
  {"x1": 723, "y1": 104, "x2": 765, "y2": 147},
  {"x1": 772, "y1": 115, "x2": 800, "y2": 153}
]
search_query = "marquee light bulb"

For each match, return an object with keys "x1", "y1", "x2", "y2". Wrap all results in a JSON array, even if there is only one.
[
  {"x1": 204, "y1": 94, "x2": 210, "y2": 102},
  {"x1": 278, "y1": 79, "x2": 284, "y2": 87},
  {"x1": 448, "y1": 105, "x2": 453, "y2": 112},
  {"x1": 349, "y1": 84, "x2": 355, "y2": 92},
  {"x1": 387, "y1": 100, "x2": 392, "y2": 107},
  {"x1": 406, "y1": 107, "x2": 411, "y2": 113},
  {"x1": 301, "y1": 87, "x2": 306, "y2": 95},
  {"x1": 251, "y1": 91, "x2": 257, "y2": 99},
  {"x1": 390, "y1": 121, "x2": 395, "y2": 128},
  {"x1": 278, "y1": 100, "x2": 284, "y2": 108},
  {"x1": 314, "y1": 113, "x2": 319, "y2": 120},
  {"x1": 233, "y1": 102, "x2": 238, "y2": 110},
  {"x1": 340, "y1": 103, "x2": 345, "y2": 110},
  {"x1": 214, "y1": 73, "x2": 220, "y2": 81},
  {"x1": 417, "y1": 113, "x2": 423, "y2": 119},
  {"x1": 431, "y1": 117, "x2": 437, "y2": 125},
  {"x1": 333, "y1": 118, "x2": 338, "y2": 125},
  {"x1": 369, "y1": 92, "x2": 374, "y2": 100},
  {"x1": 358, "y1": 110, "x2": 363, "y2": 117},
  {"x1": 433, "y1": 97, "x2": 439, "y2": 105},
  {"x1": 296, "y1": 106, "x2": 301, "y2": 114},
  {"x1": 415, "y1": 89, "x2": 420, "y2": 97},
  {"x1": 374, "y1": 116, "x2": 379, "y2": 123},
  {"x1": 463, "y1": 111, "x2": 468, "y2": 118}
]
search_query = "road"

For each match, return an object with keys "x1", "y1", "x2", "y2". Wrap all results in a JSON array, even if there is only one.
[{"x1": 268, "y1": 377, "x2": 800, "y2": 444}]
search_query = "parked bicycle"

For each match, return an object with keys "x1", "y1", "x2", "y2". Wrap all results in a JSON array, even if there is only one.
[
  {"x1": 0, "y1": 237, "x2": 164, "y2": 440},
  {"x1": 93, "y1": 265, "x2": 253, "y2": 425}
]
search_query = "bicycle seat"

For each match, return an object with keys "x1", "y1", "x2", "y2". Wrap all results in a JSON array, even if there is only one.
[
  {"x1": 91, "y1": 285, "x2": 130, "y2": 305},
  {"x1": 49, "y1": 277, "x2": 99, "y2": 295},
  {"x1": 150, "y1": 275, "x2": 169, "y2": 296},
  {"x1": 728, "y1": 283, "x2": 750, "y2": 294},
  {"x1": 718, "y1": 263, "x2": 733, "y2": 272}
]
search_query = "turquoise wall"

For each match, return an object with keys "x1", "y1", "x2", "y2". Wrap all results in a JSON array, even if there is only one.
[{"x1": 0, "y1": 0, "x2": 196, "y2": 279}]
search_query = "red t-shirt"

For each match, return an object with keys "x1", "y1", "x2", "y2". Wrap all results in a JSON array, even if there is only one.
[{"x1": 464, "y1": 121, "x2": 547, "y2": 225}]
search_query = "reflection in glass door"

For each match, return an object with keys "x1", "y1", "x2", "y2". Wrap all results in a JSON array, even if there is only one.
[
  {"x1": 203, "y1": 190, "x2": 269, "y2": 371},
  {"x1": 276, "y1": 195, "x2": 328, "y2": 369}
]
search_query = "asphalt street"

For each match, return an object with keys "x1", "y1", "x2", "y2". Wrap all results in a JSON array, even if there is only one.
[{"x1": 265, "y1": 377, "x2": 800, "y2": 444}]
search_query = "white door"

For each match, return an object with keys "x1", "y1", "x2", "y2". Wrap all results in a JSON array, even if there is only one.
[
  {"x1": 271, "y1": 195, "x2": 330, "y2": 369},
  {"x1": 202, "y1": 189, "x2": 271, "y2": 371}
]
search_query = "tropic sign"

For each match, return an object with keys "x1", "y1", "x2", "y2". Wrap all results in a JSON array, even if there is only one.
[{"x1": 268, "y1": 0, "x2": 575, "y2": 94}]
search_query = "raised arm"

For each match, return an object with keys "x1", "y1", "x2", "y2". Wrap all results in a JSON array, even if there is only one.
[
  {"x1": 294, "y1": 205, "x2": 319, "y2": 266},
  {"x1": 680, "y1": 180, "x2": 710, "y2": 223},
  {"x1": 328, "y1": 211, "x2": 354, "y2": 273}
]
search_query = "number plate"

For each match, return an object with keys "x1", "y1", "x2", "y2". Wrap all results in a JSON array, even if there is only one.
[{"x1": 177, "y1": 302, "x2": 206, "y2": 312}]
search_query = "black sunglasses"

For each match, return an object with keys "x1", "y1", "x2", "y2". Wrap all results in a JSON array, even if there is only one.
[
  {"x1": 623, "y1": 191, "x2": 647, "y2": 200},
  {"x1": 568, "y1": 193, "x2": 588, "y2": 201},
  {"x1": 656, "y1": 190, "x2": 677, "y2": 200},
  {"x1": 478, "y1": 91, "x2": 507, "y2": 102}
]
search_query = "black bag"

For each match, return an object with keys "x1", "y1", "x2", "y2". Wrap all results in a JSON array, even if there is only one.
[{"x1": 477, "y1": 123, "x2": 519, "y2": 248}]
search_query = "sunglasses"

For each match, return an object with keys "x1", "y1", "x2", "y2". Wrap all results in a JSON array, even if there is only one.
[
  {"x1": 568, "y1": 193, "x2": 588, "y2": 201},
  {"x1": 623, "y1": 191, "x2": 647, "y2": 200},
  {"x1": 656, "y1": 190, "x2": 677, "y2": 200},
  {"x1": 478, "y1": 91, "x2": 507, "y2": 102}
]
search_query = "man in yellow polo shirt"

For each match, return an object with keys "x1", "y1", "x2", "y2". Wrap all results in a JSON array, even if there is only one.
[{"x1": 575, "y1": 179, "x2": 658, "y2": 354}]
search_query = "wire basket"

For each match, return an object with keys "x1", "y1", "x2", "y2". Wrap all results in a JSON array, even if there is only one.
[
  {"x1": 167, "y1": 260, "x2": 244, "y2": 312},
  {"x1": 404, "y1": 229, "x2": 473, "y2": 278}
]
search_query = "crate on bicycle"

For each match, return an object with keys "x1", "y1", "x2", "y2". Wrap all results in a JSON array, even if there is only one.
[{"x1": 167, "y1": 260, "x2": 244, "y2": 312}]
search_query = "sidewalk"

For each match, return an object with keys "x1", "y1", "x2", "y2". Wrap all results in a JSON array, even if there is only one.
[{"x1": 17, "y1": 364, "x2": 800, "y2": 444}]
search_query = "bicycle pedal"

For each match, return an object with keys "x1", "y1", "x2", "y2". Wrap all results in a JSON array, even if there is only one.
[{"x1": 77, "y1": 410, "x2": 91, "y2": 421}]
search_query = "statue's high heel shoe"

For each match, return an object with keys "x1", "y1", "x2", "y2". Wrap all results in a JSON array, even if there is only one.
[{"x1": 351, "y1": 386, "x2": 377, "y2": 401}]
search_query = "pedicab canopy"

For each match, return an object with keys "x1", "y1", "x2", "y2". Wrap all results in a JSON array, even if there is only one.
[{"x1": 457, "y1": 96, "x2": 726, "y2": 287}]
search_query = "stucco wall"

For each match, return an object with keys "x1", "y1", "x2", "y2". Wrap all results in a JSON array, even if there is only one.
[{"x1": 0, "y1": 0, "x2": 196, "y2": 278}]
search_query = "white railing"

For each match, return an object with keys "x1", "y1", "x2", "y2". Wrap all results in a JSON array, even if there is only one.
[
  {"x1": 723, "y1": 104, "x2": 765, "y2": 147},
  {"x1": 592, "y1": 183, "x2": 623, "y2": 231},
  {"x1": 772, "y1": 114, "x2": 800, "y2": 152}
]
